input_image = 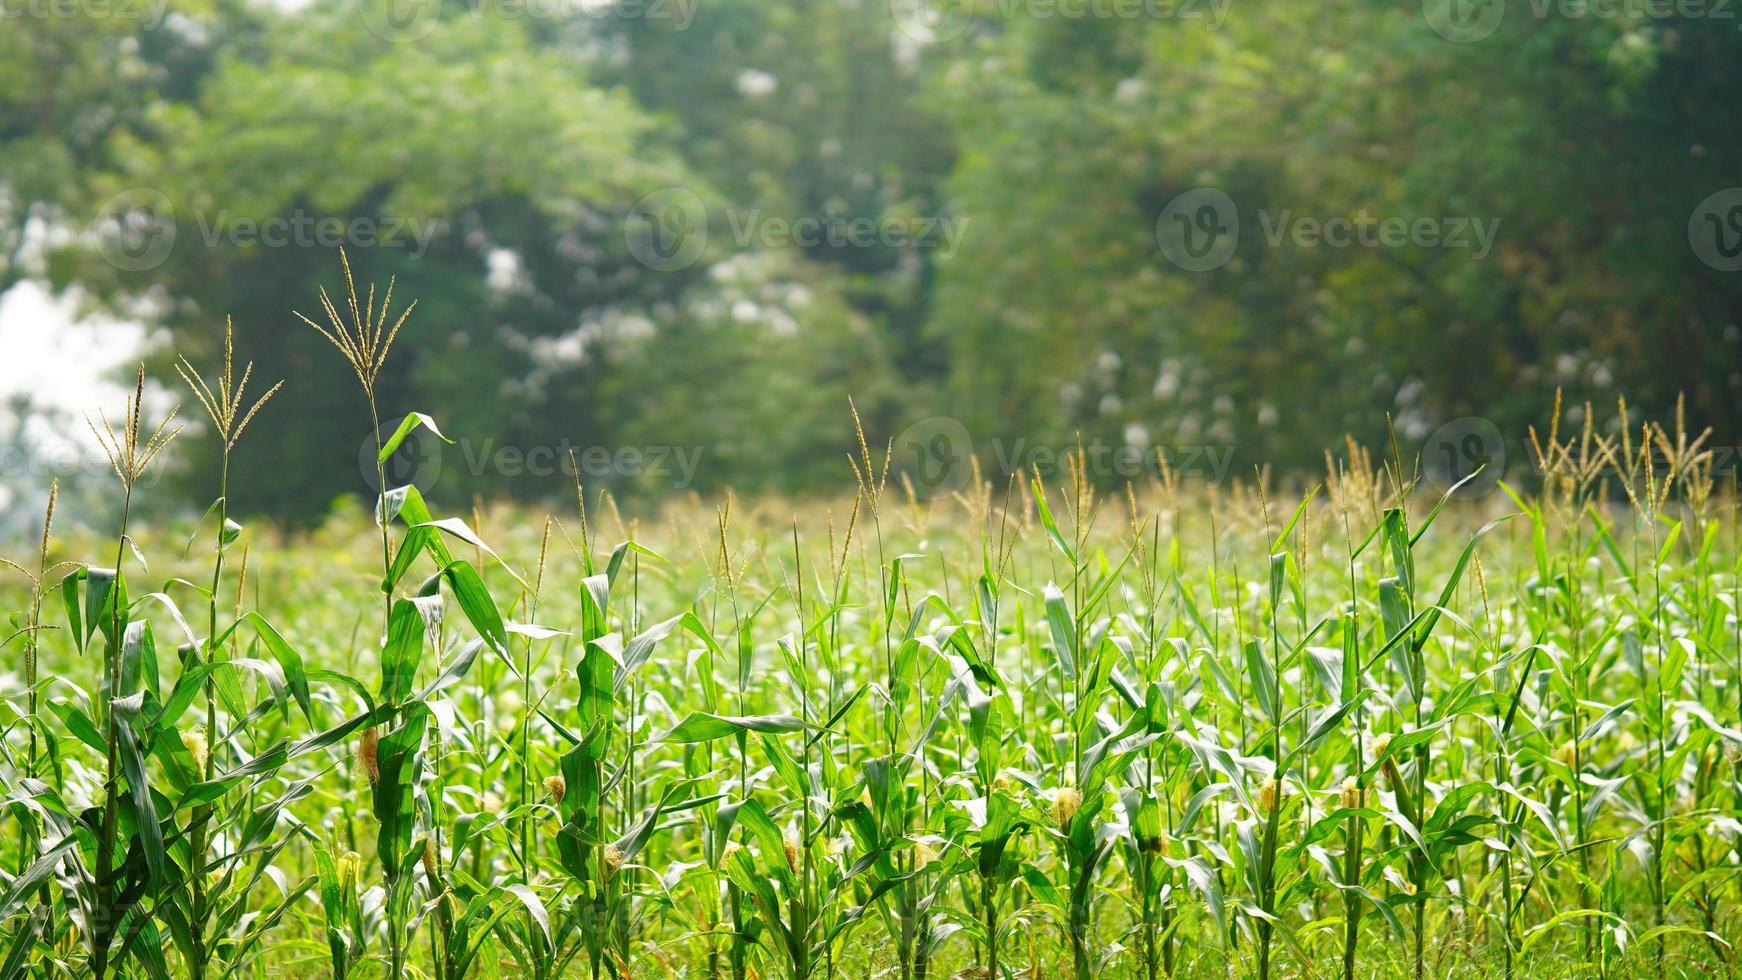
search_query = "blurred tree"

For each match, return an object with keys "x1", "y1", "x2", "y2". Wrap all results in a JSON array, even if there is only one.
[
  {"x1": 1, "y1": 0, "x2": 231, "y2": 291},
  {"x1": 925, "y1": 2, "x2": 1742, "y2": 476},
  {"x1": 585, "y1": 0, "x2": 959, "y2": 380},
  {"x1": 7, "y1": 0, "x2": 1740, "y2": 519}
]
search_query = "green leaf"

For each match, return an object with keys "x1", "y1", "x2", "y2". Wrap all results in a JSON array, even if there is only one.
[
  {"x1": 111, "y1": 691, "x2": 167, "y2": 886},
  {"x1": 373, "y1": 703, "x2": 431, "y2": 880},
  {"x1": 1043, "y1": 583, "x2": 1077, "y2": 681},
  {"x1": 0, "y1": 833, "x2": 79, "y2": 923},
  {"x1": 1030, "y1": 476, "x2": 1077, "y2": 565},
  {"x1": 504, "y1": 884, "x2": 551, "y2": 949},
  {"x1": 1270, "y1": 486, "x2": 1320, "y2": 551},
  {"x1": 380, "y1": 596, "x2": 438, "y2": 705},
  {"x1": 1243, "y1": 639, "x2": 1276, "y2": 721},
  {"x1": 378, "y1": 411, "x2": 452, "y2": 464},
  {"x1": 660, "y1": 712, "x2": 806, "y2": 743},
  {"x1": 442, "y1": 560, "x2": 507, "y2": 653},
  {"x1": 418, "y1": 520, "x2": 529, "y2": 593},
  {"x1": 218, "y1": 612, "x2": 315, "y2": 722},
  {"x1": 48, "y1": 700, "x2": 105, "y2": 754}
]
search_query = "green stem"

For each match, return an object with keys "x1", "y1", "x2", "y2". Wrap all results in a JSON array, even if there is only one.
[
  {"x1": 91, "y1": 484, "x2": 134, "y2": 980},
  {"x1": 1342, "y1": 816, "x2": 1362, "y2": 980},
  {"x1": 189, "y1": 454, "x2": 229, "y2": 980}
]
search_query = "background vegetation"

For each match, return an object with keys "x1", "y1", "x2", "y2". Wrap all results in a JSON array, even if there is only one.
[{"x1": 4, "y1": 0, "x2": 1741, "y2": 523}]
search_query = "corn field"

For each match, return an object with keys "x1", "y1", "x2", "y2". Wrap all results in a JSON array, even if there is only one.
[{"x1": 5, "y1": 261, "x2": 1742, "y2": 979}]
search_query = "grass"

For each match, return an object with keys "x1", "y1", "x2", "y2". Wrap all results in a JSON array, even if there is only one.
[{"x1": 2, "y1": 262, "x2": 1740, "y2": 978}]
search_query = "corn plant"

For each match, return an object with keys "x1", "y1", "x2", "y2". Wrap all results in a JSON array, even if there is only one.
[{"x1": 170, "y1": 315, "x2": 284, "y2": 980}]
